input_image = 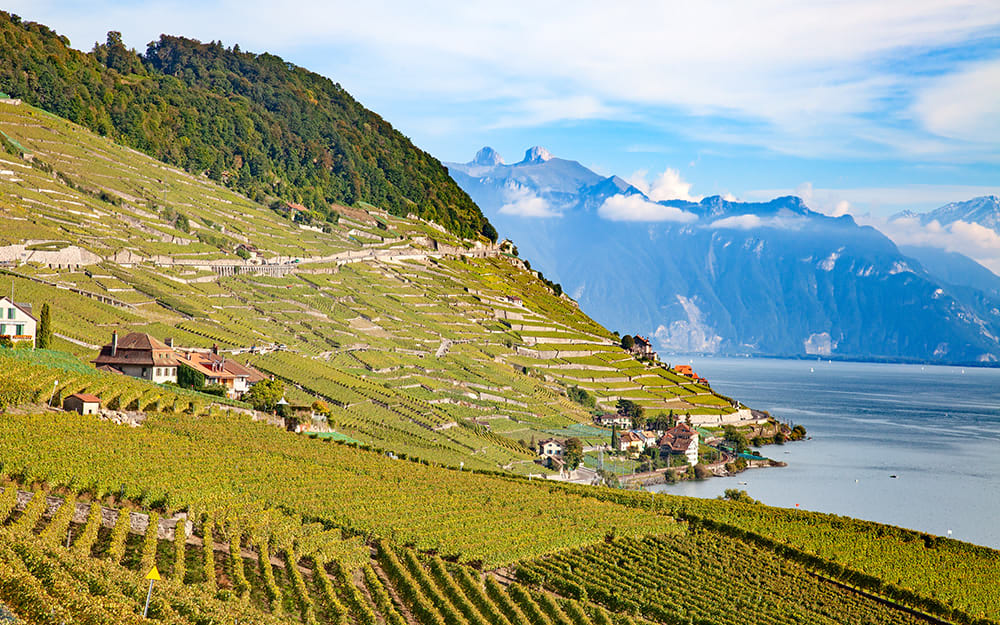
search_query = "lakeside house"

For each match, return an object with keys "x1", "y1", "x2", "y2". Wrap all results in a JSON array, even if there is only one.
[
  {"x1": 630, "y1": 335, "x2": 656, "y2": 360},
  {"x1": 659, "y1": 422, "x2": 699, "y2": 466},
  {"x1": 674, "y1": 364, "x2": 709, "y2": 385},
  {"x1": 92, "y1": 331, "x2": 178, "y2": 383},
  {"x1": 0, "y1": 296, "x2": 36, "y2": 347},
  {"x1": 63, "y1": 393, "x2": 101, "y2": 415},
  {"x1": 618, "y1": 430, "x2": 645, "y2": 453}
]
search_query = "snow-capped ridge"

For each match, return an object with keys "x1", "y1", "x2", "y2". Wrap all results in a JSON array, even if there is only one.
[{"x1": 521, "y1": 146, "x2": 552, "y2": 164}]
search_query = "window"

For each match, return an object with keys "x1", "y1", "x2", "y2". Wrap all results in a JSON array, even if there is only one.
[
  {"x1": 0, "y1": 324, "x2": 4, "y2": 335},
  {"x1": 14, "y1": 325, "x2": 22, "y2": 335},
  {"x1": 6, "y1": 307, "x2": 14, "y2": 319},
  {"x1": 155, "y1": 367, "x2": 161, "y2": 377}
]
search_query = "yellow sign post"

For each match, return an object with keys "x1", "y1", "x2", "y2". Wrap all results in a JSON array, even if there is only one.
[{"x1": 143, "y1": 566, "x2": 160, "y2": 618}]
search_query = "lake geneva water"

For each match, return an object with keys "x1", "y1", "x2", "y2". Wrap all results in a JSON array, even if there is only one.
[{"x1": 647, "y1": 357, "x2": 1000, "y2": 549}]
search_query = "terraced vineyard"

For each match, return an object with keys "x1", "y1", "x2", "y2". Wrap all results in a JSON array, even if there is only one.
[{"x1": 0, "y1": 97, "x2": 749, "y2": 469}]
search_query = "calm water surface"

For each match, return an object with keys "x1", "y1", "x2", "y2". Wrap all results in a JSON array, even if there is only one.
[{"x1": 647, "y1": 357, "x2": 1000, "y2": 549}]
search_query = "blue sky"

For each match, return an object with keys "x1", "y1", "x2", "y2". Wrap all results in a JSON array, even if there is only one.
[{"x1": 8, "y1": 0, "x2": 1000, "y2": 218}]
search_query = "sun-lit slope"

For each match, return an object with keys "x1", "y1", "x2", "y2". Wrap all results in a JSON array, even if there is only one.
[
  {"x1": 0, "y1": 409, "x2": 994, "y2": 625},
  {"x1": 0, "y1": 98, "x2": 743, "y2": 468}
]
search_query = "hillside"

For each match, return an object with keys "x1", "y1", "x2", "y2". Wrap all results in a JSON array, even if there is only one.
[
  {"x1": 0, "y1": 98, "x2": 749, "y2": 473},
  {"x1": 0, "y1": 26, "x2": 996, "y2": 625},
  {"x1": 0, "y1": 12, "x2": 490, "y2": 239}
]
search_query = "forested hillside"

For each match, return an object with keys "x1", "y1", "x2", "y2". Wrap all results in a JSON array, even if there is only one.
[{"x1": 0, "y1": 11, "x2": 491, "y2": 239}]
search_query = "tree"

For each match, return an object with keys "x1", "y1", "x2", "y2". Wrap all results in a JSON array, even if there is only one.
[
  {"x1": 564, "y1": 438, "x2": 583, "y2": 470},
  {"x1": 245, "y1": 378, "x2": 284, "y2": 412},
  {"x1": 724, "y1": 425, "x2": 749, "y2": 453},
  {"x1": 567, "y1": 385, "x2": 595, "y2": 408},
  {"x1": 37, "y1": 303, "x2": 52, "y2": 349},
  {"x1": 177, "y1": 363, "x2": 206, "y2": 389},
  {"x1": 611, "y1": 425, "x2": 620, "y2": 450},
  {"x1": 620, "y1": 335, "x2": 634, "y2": 351},
  {"x1": 616, "y1": 399, "x2": 644, "y2": 426}
]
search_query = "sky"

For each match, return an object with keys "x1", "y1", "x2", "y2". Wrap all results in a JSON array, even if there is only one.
[{"x1": 7, "y1": 1, "x2": 1000, "y2": 222}]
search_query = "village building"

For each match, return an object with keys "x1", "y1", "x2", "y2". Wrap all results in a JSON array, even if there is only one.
[
  {"x1": 0, "y1": 296, "x2": 37, "y2": 347},
  {"x1": 175, "y1": 345, "x2": 263, "y2": 399},
  {"x1": 63, "y1": 393, "x2": 100, "y2": 415},
  {"x1": 92, "y1": 331, "x2": 178, "y2": 383},
  {"x1": 618, "y1": 430, "x2": 645, "y2": 453},
  {"x1": 659, "y1": 422, "x2": 700, "y2": 466},
  {"x1": 538, "y1": 438, "x2": 566, "y2": 458},
  {"x1": 594, "y1": 412, "x2": 632, "y2": 429},
  {"x1": 640, "y1": 431, "x2": 659, "y2": 449},
  {"x1": 630, "y1": 335, "x2": 656, "y2": 360}
]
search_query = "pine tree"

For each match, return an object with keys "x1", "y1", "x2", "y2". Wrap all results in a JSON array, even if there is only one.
[{"x1": 37, "y1": 303, "x2": 52, "y2": 349}]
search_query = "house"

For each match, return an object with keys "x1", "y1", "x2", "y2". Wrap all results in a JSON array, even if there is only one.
[
  {"x1": 675, "y1": 364, "x2": 703, "y2": 381},
  {"x1": 0, "y1": 296, "x2": 37, "y2": 347},
  {"x1": 175, "y1": 345, "x2": 262, "y2": 399},
  {"x1": 538, "y1": 438, "x2": 566, "y2": 457},
  {"x1": 659, "y1": 422, "x2": 700, "y2": 466},
  {"x1": 630, "y1": 335, "x2": 656, "y2": 360},
  {"x1": 640, "y1": 431, "x2": 659, "y2": 449},
  {"x1": 63, "y1": 393, "x2": 100, "y2": 415},
  {"x1": 92, "y1": 331, "x2": 178, "y2": 383},
  {"x1": 618, "y1": 430, "x2": 645, "y2": 453},
  {"x1": 594, "y1": 413, "x2": 632, "y2": 429}
]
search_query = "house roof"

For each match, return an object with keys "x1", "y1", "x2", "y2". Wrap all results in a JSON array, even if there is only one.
[
  {"x1": 0, "y1": 297, "x2": 37, "y2": 322},
  {"x1": 538, "y1": 438, "x2": 565, "y2": 446},
  {"x1": 93, "y1": 332, "x2": 179, "y2": 367},
  {"x1": 67, "y1": 393, "x2": 101, "y2": 404},
  {"x1": 659, "y1": 423, "x2": 698, "y2": 452},
  {"x1": 177, "y1": 352, "x2": 241, "y2": 380},
  {"x1": 96, "y1": 364, "x2": 123, "y2": 375},
  {"x1": 620, "y1": 431, "x2": 642, "y2": 443}
]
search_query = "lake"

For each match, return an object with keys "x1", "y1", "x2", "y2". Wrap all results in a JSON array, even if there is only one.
[{"x1": 647, "y1": 357, "x2": 1000, "y2": 549}]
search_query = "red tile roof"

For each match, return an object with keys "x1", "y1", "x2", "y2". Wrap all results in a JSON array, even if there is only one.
[{"x1": 67, "y1": 393, "x2": 101, "y2": 403}]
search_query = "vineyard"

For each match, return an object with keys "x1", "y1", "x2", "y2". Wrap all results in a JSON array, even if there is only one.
[
  {"x1": 0, "y1": 349, "x2": 247, "y2": 413},
  {"x1": 0, "y1": 478, "x2": 962, "y2": 625}
]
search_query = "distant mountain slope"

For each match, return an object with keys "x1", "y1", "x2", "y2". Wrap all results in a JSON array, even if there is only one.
[
  {"x1": 0, "y1": 12, "x2": 490, "y2": 239},
  {"x1": 447, "y1": 148, "x2": 1000, "y2": 363},
  {"x1": 896, "y1": 195, "x2": 1000, "y2": 230},
  {"x1": 900, "y1": 245, "x2": 1000, "y2": 296}
]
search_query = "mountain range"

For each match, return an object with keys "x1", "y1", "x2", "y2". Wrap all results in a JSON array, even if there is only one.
[{"x1": 447, "y1": 149, "x2": 1000, "y2": 363}]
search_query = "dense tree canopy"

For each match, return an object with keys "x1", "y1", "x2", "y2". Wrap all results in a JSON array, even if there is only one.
[{"x1": 0, "y1": 13, "x2": 494, "y2": 240}]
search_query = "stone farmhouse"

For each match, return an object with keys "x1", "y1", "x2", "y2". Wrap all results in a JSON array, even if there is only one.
[{"x1": 92, "y1": 331, "x2": 179, "y2": 383}]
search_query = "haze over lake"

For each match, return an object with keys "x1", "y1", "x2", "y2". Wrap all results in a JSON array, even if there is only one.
[{"x1": 648, "y1": 357, "x2": 1000, "y2": 549}]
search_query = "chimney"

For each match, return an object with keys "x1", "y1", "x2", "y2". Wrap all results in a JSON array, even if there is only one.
[
  {"x1": 165, "y1": 337, "x2": 174, "y2": 348},
  {"x1": 212, "y1": 343, "x2": 218, "y2": 355},
  {"x1": 111, "y1": 330, "x2": 118, "y2": 357}
]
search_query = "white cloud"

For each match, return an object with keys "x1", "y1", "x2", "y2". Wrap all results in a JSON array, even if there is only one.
[
  {"x1": 746, "y1": 184, "x2": 1000, "y2": 217},
  {"x1": 708, "y1": 214, "x2": 807, "y2": 230},
  {"x1": 862, "y1": 215, "x2": 1000, "y2": 274},
  {"x1": 598, "y1": 194, "x2": 698, "y2": 223},
  {"x1": 12, "y1": 0, "x2": 1000, "y2": 159},
  {"x1": 497, "y1": 186, "x2": 561, "y2": 218},
  {"x1": 912, "y1": 57, "x2": 1000, "y2": 144},
  {"x1": 627, "y1": 168, "x2": 702, "y2": 202}
]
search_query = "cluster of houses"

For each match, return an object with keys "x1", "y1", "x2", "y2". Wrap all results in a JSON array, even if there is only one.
[
  {"x1": 674, "y1": 364, "x2": 710, "y2": 386},
  {"x1": 0, "y1": 296, "x2": 37, "y2": 347},
  {"x1": 614, "y1": 422, "x2": 700, "y2": 466},
  {"x1": 538, "y1": 421, "x2": 700, "y2": 469},
  {"x1": 91, "y1": 330, "x2": 267, "y2": 400}
]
